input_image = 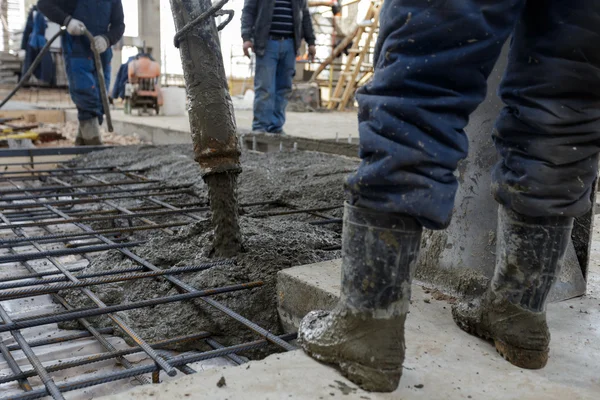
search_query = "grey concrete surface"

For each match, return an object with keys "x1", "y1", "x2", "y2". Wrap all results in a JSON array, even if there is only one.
[
  {"x1": 106, "y1": 275, "x2": 599, "y2": 400},
  {"x1": 66, "y1": 108, "x2": 360, "y2": 144},
  {"x1": 277, "y1": 259, "x2": 341, "y2": 332}
]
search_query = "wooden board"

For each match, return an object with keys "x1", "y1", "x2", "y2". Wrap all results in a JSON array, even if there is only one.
[{"x1": 0, "y1": 109, "x2": 66, "y2": 124}]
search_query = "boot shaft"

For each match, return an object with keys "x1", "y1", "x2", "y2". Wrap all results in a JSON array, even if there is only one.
[
  {"x1": 341, "y1": 203, "x2": 422, "y2": 315},
  {"x1": 493, "y1": 207, "x2": 573, "y2": 312},
  {"x1": 79, "y1": 118, "x2": 101, "y2": 141}
]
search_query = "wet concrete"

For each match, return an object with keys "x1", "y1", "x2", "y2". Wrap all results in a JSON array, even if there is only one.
[
  {"x1": 204, "y1": 172, "x2": 242, "y2": 258},
  {"x1": 58, "y1": 145, "x2": 358, "y2": 352}
]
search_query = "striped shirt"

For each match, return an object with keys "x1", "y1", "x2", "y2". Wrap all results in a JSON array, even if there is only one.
[{"x1": 270, "y1": 0, "x2": 294, "y2": 37}]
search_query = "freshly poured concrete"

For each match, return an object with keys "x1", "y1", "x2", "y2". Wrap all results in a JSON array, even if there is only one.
[{"x1": 107, "y1": 256, "x2": 600, "y2": 400}]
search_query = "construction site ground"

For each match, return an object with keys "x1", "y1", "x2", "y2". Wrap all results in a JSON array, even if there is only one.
[
  {"x1": 1, "y1": 92, "x2": 598, "y2": 399},
  {"x1": 68, "y1": 108, "x2": 360, "y2": 143},
  {"x1": 107, "y1": 241, "x2": 600, "y2": 400}
]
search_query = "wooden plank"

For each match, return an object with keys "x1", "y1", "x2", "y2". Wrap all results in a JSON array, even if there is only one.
[
  {"x1": 338, "y1": 3, "x2": 381, "y2": 110},
  {"x1": 309, "y1": 26, "x2": 360, "y2": 82},
  {"x1": 0, "y1": 109, "x2": 66, "y2": 124}
]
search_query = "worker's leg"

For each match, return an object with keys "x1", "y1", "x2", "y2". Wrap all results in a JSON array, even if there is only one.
[
  {"x1": 299, "y1": 0, "x2": 525, "y2": 392},
  {"x1": 269, "y1": 39, "x2": 295, "y2": 133},
  {"x1": 252, "y1": 41, "x2": 279, "y2": 132},
  {"x1": 453, "y1": 1, "x2": 600, "y2": 369},
  {"x1": 65, "y1": 56, "x2": 103, "y2": 145}
]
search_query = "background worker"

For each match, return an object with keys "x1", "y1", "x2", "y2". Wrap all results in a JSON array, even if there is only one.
[
  {"x1": 299, "y1": 0, "x2": 600, "y2": 393},
  {"x1": 37, "y1": 0, "x2": 125, "y2": 145},
  {"x1": 241, "y1": 0, "x2": 316, "y2": 134}
]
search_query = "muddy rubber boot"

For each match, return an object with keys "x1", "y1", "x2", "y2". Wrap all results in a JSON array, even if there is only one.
[
  {"x1": 74, "y1": 126, "x2": 84, "y2": 146},
  {"x1": 79, "y1": 118, "x2": 102, "y2": 146},
  {"x1": 299, "y1": 203, "x2": 422, "y2": 392},
  {"x1": 452, "y1": 206, "x2": 573, "y2": 369}
]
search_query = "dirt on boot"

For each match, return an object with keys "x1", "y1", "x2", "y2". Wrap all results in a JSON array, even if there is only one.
[
  {"x1": 452, "y1": 293, "x2": 550, "y2": 369},
  {"x1": 299, "y1": 307, "x2": 406, "y2": 392}
]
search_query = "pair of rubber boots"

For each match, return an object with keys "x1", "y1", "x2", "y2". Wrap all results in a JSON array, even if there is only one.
[
  {"x1": 75, "y1": 118, "x2": 103, "y2": 146},
  {"x1": 299, "y1": 203, "x2": 573, "y2": 392}
]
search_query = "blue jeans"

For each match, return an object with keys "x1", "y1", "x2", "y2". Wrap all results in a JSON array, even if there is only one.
[
  {"x1": 347, "y1": 0, "x2": 600, "y2": 229},
  {"x1": 253, "y1": 39, "x2": 296, "y2": 132}
]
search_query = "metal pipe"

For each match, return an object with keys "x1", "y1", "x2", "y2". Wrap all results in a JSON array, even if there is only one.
[
  {"x1": 0, "y1": 282, "x2": 263, "y2": 333},
  {"x1": 0, "y1": 206, "x2": 211, "y2": 229},
  {"x1": 0, "y1": 306, "x2": 65, "y2": 399},
  {"x1": 246, "y1": 205, "x2": 342, "y2": 218},
  {"x1": 0, "y1": 223, "x2": 149, "y2": 386},
  {"x1": 0, "y1": 189, "x2": 193, "y2": 210},
  {"x1": 83, "y1": 29, "x2": 113, "y2": 132},
  {"x1": 0, "y1": 241, "x2": 144, "y2": 264},
  {"x1": 0, "y1": 184, "x2": 192, "y2": 202},
  {"x1": 0, "y1": 170, "x2": 146, "y2": 181},
  {"x1": 0, "y1": 167, "x2": 142, "y2": 176},
  {"x1": 0, "y1": 340, "x2": 33, "y2": 392},
  {"x1": 2, "y1": 334, "x2": 297, "y2": 400},
  {"x1": 170, "y1": 0, "x2": 242, "y2": 257},
  {"x1": 6, "y1": 327, "x2": 114, "y2": 351},
  {"x1": 9, "y1": 174, "x2": 294, "y2": 355},
  {"x1": 0, "y1": 266, "x2": 87, "y2": 285},
  {"x1": 3, "y1": 202, "x2": 204, "y2": 223},
  {"x1": 310, "y1": 218, "x2": 343, "y2": 226},
  {"x1": 0, "y1": 263, "x2": 220, "y2": 301},
  {"x1": 205, "y1": 338, "x2": 246, "y2": 365},
  {"x1": 0, "y1": 210, "x2": 176, "y2": 378},
  {"x1": 169, "y1": 0, "x2": 241, "y2": 176},
  {"x1": 0, "y1": 331, "x2": 212, "y2": 385},
  {"x1": 0, "y1": 180, "x2": 160, "y2": 195},
  {"x1": 0, "y1": 260, "x2": 233, "y2": 290},
  {"x1": 0, "y1": 222, "x2": 188, "y2": 247}
]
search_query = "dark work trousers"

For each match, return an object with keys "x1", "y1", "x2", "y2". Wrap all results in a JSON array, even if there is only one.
[
  {"x1": 252, "y1": 38, "x2": 296, "y2": 133},
  {"x1": 347, "y1": 0, "x2": 600, "y2": 230},
  {"x1": 62, "y1": 0, "x2": 113, "y2": 123}
]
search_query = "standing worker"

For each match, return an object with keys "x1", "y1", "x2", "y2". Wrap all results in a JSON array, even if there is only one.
[
  {"x1": 299, "y1": 0, "x2": 600, "y2": 393},
  {"x1": 241, "y1": 0, "x2": 317, "y2": 134},
  {"x1": 37, "y1": 0, "x2": 125, "y2": 145}
]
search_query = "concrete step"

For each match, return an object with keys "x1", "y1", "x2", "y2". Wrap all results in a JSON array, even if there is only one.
[
  {"x1": 277, "y1": 259, "x2": 341, "y2": 332},
  {"x1": 272, "y1": 259, "x2": 599, "y2": 400}
]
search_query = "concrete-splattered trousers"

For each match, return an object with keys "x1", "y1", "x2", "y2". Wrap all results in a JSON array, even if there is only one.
[{"x1": 347, "y1": 0, "x2": 600, "y2": 230}]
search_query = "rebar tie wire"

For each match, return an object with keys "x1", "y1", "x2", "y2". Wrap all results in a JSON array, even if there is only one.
[{"x1": 173, "y1": 0, "x2": 234, "y2": 47}]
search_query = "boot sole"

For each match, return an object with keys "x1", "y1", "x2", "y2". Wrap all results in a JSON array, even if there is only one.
[
  {"x1": 339, "y1": 361, "x2": 401, "y2": 393},
  {"x1": 302, "y1": 347, "x2": 401, "y2": 392},
  {"x1": 494, "y1": 340, "x2": 548, "y2": 369},
  {"x1": 453, "y1": 309, "x2": 548, "y2": 369}
]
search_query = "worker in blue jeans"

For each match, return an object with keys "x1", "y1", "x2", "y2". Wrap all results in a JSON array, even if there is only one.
[
  {"x1": 299, "y1": 0, "x2": 600, "y2": 393},
  {"x1": 241, "y1": 0, "x2": 316, "y2": 134}
]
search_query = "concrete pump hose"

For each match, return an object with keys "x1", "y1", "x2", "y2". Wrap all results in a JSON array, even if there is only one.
[
  {"x1": 0, "y1": 28, "x2": 65, "y2": 110},
  {"x1": 83, "y1": 29, "x2": 113, "y2": 132}
]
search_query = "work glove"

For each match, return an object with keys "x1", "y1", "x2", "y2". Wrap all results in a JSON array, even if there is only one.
[
  {"x1": 243, "y1": 40, "x2": 254, "y2": 58},
  {"x1": 93, "y1": 36, "x2": 110, "y2": 54},
  {"x1": 66, "y1": 17, "x2": 86, "y2": 36}
]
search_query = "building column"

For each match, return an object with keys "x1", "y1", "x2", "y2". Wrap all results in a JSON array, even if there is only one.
[{"x1": 138, "y1": 0, "x2": 161, "y2": 59}]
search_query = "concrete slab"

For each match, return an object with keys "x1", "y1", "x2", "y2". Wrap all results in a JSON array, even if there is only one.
[
  {"x1": 277, "y1": 259, "x2": 341, "y2": 332},
  {"x1": 66, "y1": 108, "x2": 360, "y2": 145},
  {"x1": 106, "y1": 285, "x2": 599, "y2": 400},
  {"x1": 106, "y1": 258, "x2": 599, "y2": 400}
]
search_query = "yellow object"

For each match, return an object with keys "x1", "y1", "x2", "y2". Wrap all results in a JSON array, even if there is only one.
[{"x1": 0, "y1": 131, "x2": 39, "y2": 141}]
